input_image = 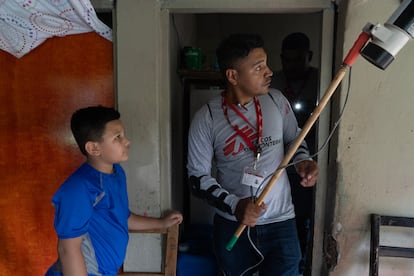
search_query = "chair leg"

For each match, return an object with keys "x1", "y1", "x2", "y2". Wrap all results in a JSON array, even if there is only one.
[
  {"x1": 164, "y1": 224, "x2": 179, "y2": 276},
  {"x1": 118, "y1": 224, "x2": 179, "y2": 276},
  {"x1": 369, "y1": 214, "x2": 380, "y2": 276}
]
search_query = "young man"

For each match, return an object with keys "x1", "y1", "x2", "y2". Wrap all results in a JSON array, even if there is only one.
[
  {"x1": 271, "y1": 32, "x2": 320, "y2": 275},
  {"x1": 187, "y1": 34, "x2": 318, "y2": 275},
  {"x1": 271, "y1": 32, "x2": 319, "y2": 137},
  {"x1": 45, "y1": 106, "x2": 182, "y2": 276}
]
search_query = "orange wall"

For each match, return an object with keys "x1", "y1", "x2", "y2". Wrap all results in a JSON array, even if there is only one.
[{"x1": 0, "y1": 32, "x2": 114, "y2": 275}]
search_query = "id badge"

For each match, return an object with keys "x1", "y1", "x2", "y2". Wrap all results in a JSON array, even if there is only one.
[{"x1": 241, "y1": 166, "x2": 264, "y2": 188}]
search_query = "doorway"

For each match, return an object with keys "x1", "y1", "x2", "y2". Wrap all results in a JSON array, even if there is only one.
[{"x1": 167, "y1": 5, "x2": 335, "y2": 276}]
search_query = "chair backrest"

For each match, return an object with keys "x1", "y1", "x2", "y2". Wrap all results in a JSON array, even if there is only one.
[
  {"x1": 369, "y1": 214, "x2": 414, "y2": 276},
  {"x1": 118, "y1": 223, "x2": 179, "y2": 276}
]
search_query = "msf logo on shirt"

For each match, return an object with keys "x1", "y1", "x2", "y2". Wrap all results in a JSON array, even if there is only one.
[{"x1": 223, "y1": 125, "x2": 257, "y2": 156}]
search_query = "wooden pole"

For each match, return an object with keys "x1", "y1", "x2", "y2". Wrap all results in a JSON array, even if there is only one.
[
  {"x1": 226, "y1": 65, "x2": 349, "y2": 251},
  {"x1": 225, "y1": 31, "x2": 371, "y2": 251}
]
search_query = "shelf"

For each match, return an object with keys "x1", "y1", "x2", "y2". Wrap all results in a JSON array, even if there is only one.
[{"x1": 178, "y1": 69, "x2": 223, "y2": 81}]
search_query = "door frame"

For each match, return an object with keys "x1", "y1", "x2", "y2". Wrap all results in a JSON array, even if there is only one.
[{"x1": 161, "y1": 1, "x2": 335, "y2": 275}]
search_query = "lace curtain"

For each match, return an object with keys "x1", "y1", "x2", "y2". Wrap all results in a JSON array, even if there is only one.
[{"x1": 0, "y1": 0, "x2": 112, "y2": 58}]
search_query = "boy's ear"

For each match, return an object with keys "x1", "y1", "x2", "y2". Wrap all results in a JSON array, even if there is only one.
[
  {"x1": 225, "y1": 69, "x2": 238, "y2": 86},
  {"x1": 85, "y1": 141, "x2": 101, "y2": 156}
]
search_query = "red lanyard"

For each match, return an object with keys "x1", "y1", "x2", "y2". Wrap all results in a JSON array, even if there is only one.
[{"x1": 222, "y1": 94, "x2": 263, "y2": 157}]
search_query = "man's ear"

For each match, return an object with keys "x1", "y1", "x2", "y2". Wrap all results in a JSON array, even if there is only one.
[
  {"x1": 85, "y1": 141, "x2": 101, "y2": 157},
  {"x1": 225, "y1": 69, "x2": 238, "y2": 86}
]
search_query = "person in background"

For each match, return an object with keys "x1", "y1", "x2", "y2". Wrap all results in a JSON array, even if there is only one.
[
  {"x1": 45, "y1": 106, "x2": 182, "y2": 276},
  {"x1": 271, "y1": 32, "x2": 319, "y2": 275},
  {"x1": 187, "y1": 33, "x2": 318, "y2": 275}
]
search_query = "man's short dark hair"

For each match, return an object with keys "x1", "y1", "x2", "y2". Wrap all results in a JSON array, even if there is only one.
[
  {"x1": 281, "y1": 32, "x2": 310, "y2": 51},
  {"x1": 216, "y1": 33, "x2": 264, "y2": 75},
  {"x1": 71, "y1": 105, "x2": 120, "y2": 156}
]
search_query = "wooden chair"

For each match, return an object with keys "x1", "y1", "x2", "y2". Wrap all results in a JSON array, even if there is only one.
[
  {"x1": 118, "y1": 223, "x2": 179, "y2": 276},
  {"x1": 369, "y1": 214, "x2": 414, "y2": 276}
]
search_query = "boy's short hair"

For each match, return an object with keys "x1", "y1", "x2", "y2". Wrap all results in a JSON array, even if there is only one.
[
  {"x1": 216, "y1": 33, "x2": 264, "y2": 75},
  {"x1": 71, "y1": 106, "x2": 120, "y2": 156}
]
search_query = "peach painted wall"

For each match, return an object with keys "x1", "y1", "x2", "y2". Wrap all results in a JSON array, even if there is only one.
[{"x1": 0, "y1": 32, "x2": 114, "y2": 275}]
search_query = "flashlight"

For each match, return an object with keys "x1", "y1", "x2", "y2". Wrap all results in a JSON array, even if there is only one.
[{"x1": 293, "y1": 102, "x2": 303, "y2": 112}]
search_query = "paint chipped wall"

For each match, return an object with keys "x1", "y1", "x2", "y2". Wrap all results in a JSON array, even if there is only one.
[
  {"x1": 116, "y1": 0, "x2": 164, "y2": 271},
  {"x1": 329, "y1": 0, "x2": 414, "y2": 275}
]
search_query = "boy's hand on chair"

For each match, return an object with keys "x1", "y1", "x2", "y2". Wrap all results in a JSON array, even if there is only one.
[{"x1": 162, "y1": 211, "x2": 183, "y2": 228}]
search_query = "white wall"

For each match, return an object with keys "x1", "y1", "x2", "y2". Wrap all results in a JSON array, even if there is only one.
[
  {"x1": 330, "y1": 0, "x2": 414, "y2": 275},
  {"x1": 116, "y1": 0, "x2": 166, "y2": 271}
]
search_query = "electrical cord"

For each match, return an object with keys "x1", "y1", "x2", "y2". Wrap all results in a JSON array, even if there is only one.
[
  {"x1": 240, "y1": 226, "x2": 264, "y2": 276},
  {"x1": 265, "y1": 65, "x2": 353, "y2": 177},
  {"x1": 285, "y1": 65, "x2": 353, "y2": 170}
]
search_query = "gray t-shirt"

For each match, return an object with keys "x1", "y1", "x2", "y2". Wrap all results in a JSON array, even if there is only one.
[{"x1": 187, "y1": 88, "x2": 311, "y2": 224}]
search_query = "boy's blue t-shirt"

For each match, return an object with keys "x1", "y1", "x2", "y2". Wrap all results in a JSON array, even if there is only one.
[{"x1": 48, "y1": 163, "x2": 131, "y2": 275}]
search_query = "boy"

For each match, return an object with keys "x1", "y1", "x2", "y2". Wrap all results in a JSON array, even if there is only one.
[{"x1": 46, "y1": 106, "x2": 182, "y2": 276}]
